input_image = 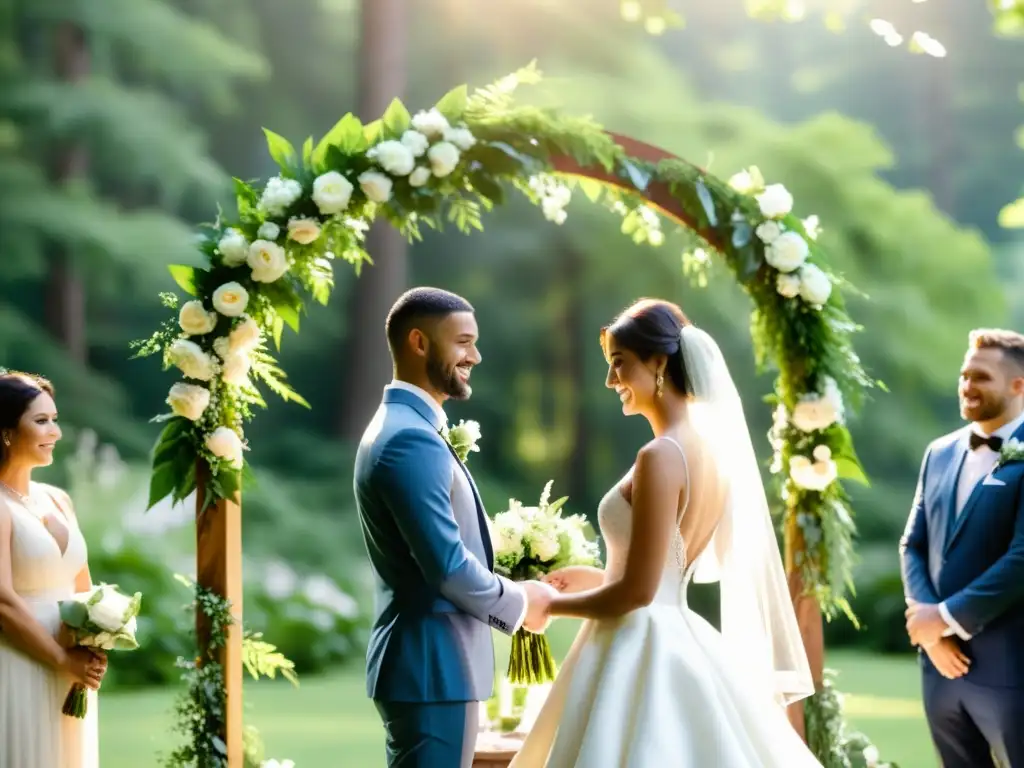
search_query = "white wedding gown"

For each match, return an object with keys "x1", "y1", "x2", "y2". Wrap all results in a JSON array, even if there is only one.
[
  {"x1": 0, "y1": 484, "x2": 99, "y2": 768},
  {"x1": 510, "y1": 438, "x2": 822, "y2": 767}
]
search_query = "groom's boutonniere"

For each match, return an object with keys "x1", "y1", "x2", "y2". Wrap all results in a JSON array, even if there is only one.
[
  {"x1": 996, "y1": 437, "x2": 1024, "y2": 470},
  {"x1": 442, "y1": 419, "x2": 482, "y2": 463}
]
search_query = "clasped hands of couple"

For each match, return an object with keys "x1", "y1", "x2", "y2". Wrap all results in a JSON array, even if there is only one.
[
  {"x1": 519, "y1": 565, "x2": 602, "y2": 633},
  {"x1": 905, "y1": 601, "x2": 971, "y2": 681},
  {"x1": 56, "y1": 624, "x2": 107, "y2": 691}
]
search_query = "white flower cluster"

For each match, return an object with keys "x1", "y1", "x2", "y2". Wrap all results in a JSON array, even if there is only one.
[
  {"x1": 165, "y1": 304, "x2": 262, "y2": 467},
  {"x1": 528, "y1": 174, "x2": 572, "y2": 225},
  {"x1": 59, "y1": 584, "x2": 141, "y2": 652},
  {"x1": 727, "y1": 166, "x2": 831, "y2": 307},
  {"x1": 790, "y1": 376, "x2": 844, "y2": 433},
  {"x1": 358, "y1": 108, "x2": 475, "y2": 203},
  {"x1": 790, "y1": 444, "x2": 838, "y2": 492},
  {"x1": 491, "y1": 481, "x2": 600, "y2": 573}
]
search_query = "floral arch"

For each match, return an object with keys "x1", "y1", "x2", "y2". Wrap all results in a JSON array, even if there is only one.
[{"x1": 137, "y1": 63, "x2": 875, "y2": 766}]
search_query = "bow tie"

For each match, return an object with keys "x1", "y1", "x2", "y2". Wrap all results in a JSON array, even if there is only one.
[{"x1": 969, "y1": 432, "x2": 1003, "y2": 452}]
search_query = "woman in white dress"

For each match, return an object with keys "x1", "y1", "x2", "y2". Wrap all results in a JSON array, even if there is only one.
[
  {"x1": 510, "y1": 299, "x2": 823, "y2": 767},
  {"x1": 0, "y1": 371, "x2": 106, "y2": 768}
]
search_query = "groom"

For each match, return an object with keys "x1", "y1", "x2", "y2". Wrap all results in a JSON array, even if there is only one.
[
  {"x1": 353, "y1": 287, "x2": 554, "y2": 767},
  {"x1": 900, "y1": 328, "x2": 1024, "y2": 767}
]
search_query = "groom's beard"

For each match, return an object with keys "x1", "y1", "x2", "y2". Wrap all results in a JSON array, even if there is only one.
[
  {"x1": 962, "y1": 392, "x2": 1009, "y2": 423},
  {"x1": 426, "y1": 348, "x2": 471, "y2": 400}
]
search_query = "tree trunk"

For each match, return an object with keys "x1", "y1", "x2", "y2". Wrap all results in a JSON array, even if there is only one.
[
  {"x1": 338, "y1": 0, "x2": 409, "y2": 439},
  {"x1": 45, "y1": 22, "x2": 89, "y2": 363},
  {"x1": 563, "y1": 242, "x2": 589, "y2": 504}
]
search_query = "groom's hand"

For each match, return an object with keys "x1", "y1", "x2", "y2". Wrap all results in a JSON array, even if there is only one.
[
  {"x1": 924, "y1": 637, "x2": 971, "y2": 680},
  {"x1": 521, "y1": 580, "x2": 556, "y2": 633},
  {"x1": 906, "y1": 602, "x2": 947, "y2": 648}
]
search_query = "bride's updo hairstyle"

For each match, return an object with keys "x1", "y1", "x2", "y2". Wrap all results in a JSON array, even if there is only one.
[
  {"x1": 0, "y1": 371, "x2": 53, "y2": 466},
  {"x1": 600, "y1": 298, "x2": 694, "y2": 396}
]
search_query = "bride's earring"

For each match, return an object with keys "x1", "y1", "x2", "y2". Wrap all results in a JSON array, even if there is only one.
[
  {"x1": 2, "y1": 433, "x2": 9, "y2": 447},
  {"x1": 655, "y1": 372, "x2": 664, "y2": 398}
]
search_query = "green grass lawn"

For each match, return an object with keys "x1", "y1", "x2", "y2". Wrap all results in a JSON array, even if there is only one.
[{"x1": 101, "y1": 624, "x2": 936, "y2": 767}]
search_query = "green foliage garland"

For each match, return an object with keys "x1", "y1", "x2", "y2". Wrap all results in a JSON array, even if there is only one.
[{"x1": 138, "y1": 62, "x2": 876, "y2": 762}]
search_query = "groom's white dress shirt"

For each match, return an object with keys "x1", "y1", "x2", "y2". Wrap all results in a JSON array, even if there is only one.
[
  {"x1": 387, "y1": 380, "x2": 530, "y2": 632},
  {"x1": 938, "y1": 410, "x2": 1024, "y2": 641}
]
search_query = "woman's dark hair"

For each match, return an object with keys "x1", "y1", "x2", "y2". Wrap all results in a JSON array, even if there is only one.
[
  {"x1": 0, "y1": 371, "x2": 54, "y2": 465},
  {"x1": 600, "y1": 299, "x2": 693, "y2": 395}
]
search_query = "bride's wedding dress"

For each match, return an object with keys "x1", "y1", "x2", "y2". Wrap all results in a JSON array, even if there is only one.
[
  {"x1": 510, "y1": 436, "x2": 822, "y2": 767},
  {"x1": 0, "y1": 485, "x2": 98, "y2": 768}
]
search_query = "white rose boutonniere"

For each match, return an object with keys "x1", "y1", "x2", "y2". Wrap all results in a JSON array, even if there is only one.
[
  {"x1": 996, "y1": 438, "x2": 1024, "y2": 470},
  {"x1": 441, "y1": 419, "x2": 481, "y2": 463}
]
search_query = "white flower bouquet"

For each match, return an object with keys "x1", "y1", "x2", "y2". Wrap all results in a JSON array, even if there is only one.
[
  {"x1": 490, "y1": 481, "x2": 602, "y2": 685},
  {"x1": 58, "y1": 583, "x2": 142, "y2": 718}
]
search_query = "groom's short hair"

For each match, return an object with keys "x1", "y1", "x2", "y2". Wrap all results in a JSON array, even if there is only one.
[
  {"x1": 970, "y1": 328, "x2": 1024, "y2": 373},
  {"x1": 385, "y1": 287, "x2": 474, "y2": 356}
]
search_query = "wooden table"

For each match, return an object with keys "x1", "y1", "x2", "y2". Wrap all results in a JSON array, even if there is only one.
[{"x1": 473, "y1": 732, "x2": 524, "y2": 767}]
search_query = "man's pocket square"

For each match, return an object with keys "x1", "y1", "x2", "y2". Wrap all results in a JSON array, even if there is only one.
[{"x1": 982, "y1": 475, "x2": 1007, "y2": 486}]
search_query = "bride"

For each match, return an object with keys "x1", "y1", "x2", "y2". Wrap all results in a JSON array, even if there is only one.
[{"x1": 510, "y1": 299, "x2": 822, "y2": 767}]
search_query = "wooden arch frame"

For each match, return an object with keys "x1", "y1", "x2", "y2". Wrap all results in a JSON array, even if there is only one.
[{"x1": 195, "y1": 130, "x2": 826, "y2": 766}]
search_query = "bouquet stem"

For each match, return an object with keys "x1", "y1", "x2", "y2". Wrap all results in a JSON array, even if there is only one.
[
  {"x1": 507, "y1": 629, "x2": 557, "y2": 685},
  {"x1": 62, "y1": 684, "x2": 88, "y2": 719}
]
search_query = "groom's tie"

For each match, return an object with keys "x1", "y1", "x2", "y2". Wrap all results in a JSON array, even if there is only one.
[{"x1": 969, "y1": 433, "x2": 1003, "y2": 452}]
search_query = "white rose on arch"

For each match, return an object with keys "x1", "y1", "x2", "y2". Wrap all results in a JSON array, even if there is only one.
[
  {"x1": 287, "y1": 218, "x2": 321, "y2": 245},
  {"x1": 755, "y1": 220, "x2": 783, "y2": 244},
  {"x1": 217, "y1": 229, "x2": 249, "y2": 267},
  {"x1": 168, "y1": 339, "x2": 215, "y2": 382},
  {"x1": 789, "y1": 452, "x2": 838, "y2": 492},
  {"x1": 178, "y1": 300, "x2": 217, "y2": 336},
  {"x1": 206, "y1": 426, "x2": 245, "y2": 468},
  {"x1": 411, "y1": 107, "x2": 450, "y2": 138},
  {"x1": 166, "y1": 382, "x2": 210, "y2": 421},
  {"x1": 248, "y1": 240, "x2": 289, "y2": 283},
  {"x1": 369, "y1": 140, "x2": 416, "y2": 176},
  {"x1": 257, "y1": 222, "x2": 280, "y2": 241},
  {"x1": 408, "y1": 167, "x2": 431, "y2": 187},
  {"x1": 798, "y1": 263, "x2": 832, "y2": 306},
  {"x1": 221, "y1": 352, "x2": 252, "y2": 387},
  {"x1": 427, "y1": 141, "x2": 461, "y2": 178},
  {"x1": 755, "y1": 183, "x2": 794, "y2": 219},
  {"x1": 312, "y1": 171, "x2": 354, "y2": 215},
  {"x1": 400, "y1": 130, "x2": 430, "y2": 158},
  {"x1": 443, "y1": 126, "x2": 476, "y2": 151},
  {"x1": 765, "y1": 231, "x2": 809, "y2": 273},
  {"x1": 776, "y1": 273, "x2": 801, "y2": 299},
  {"x1": 791, "y1": 377, "x2": 844, "y2": 433},
  {"x1": 227, "y1": 315, "x2": 261, "y2": 354},
  {"x1": 212, "y1": 282, "x2": 249, "y2": 317},
  {"x1": 258, "y1": 176, "x2": 303, "y2": 217},
  {"x1": 727, "y1": 166, "x2": 765, "y2": 195},
  {"x1": 358, "y1": 170, "x2": 393, "y2": 203}
]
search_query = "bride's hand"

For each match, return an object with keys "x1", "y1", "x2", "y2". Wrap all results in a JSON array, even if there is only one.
[
  {"x1": 60, "y1": 647, "x2": 106, "y2": 690},
  {"x1": 543, "y1": 566, "x2": 604, "y2": 594}
]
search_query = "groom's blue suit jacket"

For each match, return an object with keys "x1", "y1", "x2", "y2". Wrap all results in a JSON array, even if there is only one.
[
  {"x1": 900, "y1": 421, "x2": 1024, "y2": 687},
  {"x1": 353, "y1": 387, "x2": 525, "y2": 703}
]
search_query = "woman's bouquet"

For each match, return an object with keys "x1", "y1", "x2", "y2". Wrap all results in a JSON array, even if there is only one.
[
  {"x1": 58, "y1": 583, "x2": 142, "y2": 718},
  {"x1": 490, "y1": 481, "x2": 601, "y2": 685}
]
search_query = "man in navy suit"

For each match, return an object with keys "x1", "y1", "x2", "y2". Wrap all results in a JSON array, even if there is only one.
[
  {"x1": 900, "y1": 328, "x2": 1024, "y2": 767},
  {"x1": 354, "y1": 287, "x2": 554, "y2": 767}
]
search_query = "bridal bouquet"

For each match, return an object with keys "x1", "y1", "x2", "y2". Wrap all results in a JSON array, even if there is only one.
[
  {"x1": 59, "y1": 584, "x2": 142, "y2": 718},
  {"x1": 491, "y1": 481, "x2": 601, "y2": 685}
]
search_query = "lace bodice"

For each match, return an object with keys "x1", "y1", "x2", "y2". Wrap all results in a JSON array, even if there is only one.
[
  {"x1": 4, "y1": 484, "x2": 87, "y2": 603},
  {"x1": 596, "y1": 437, "x2": 694, "y2": 607}
]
